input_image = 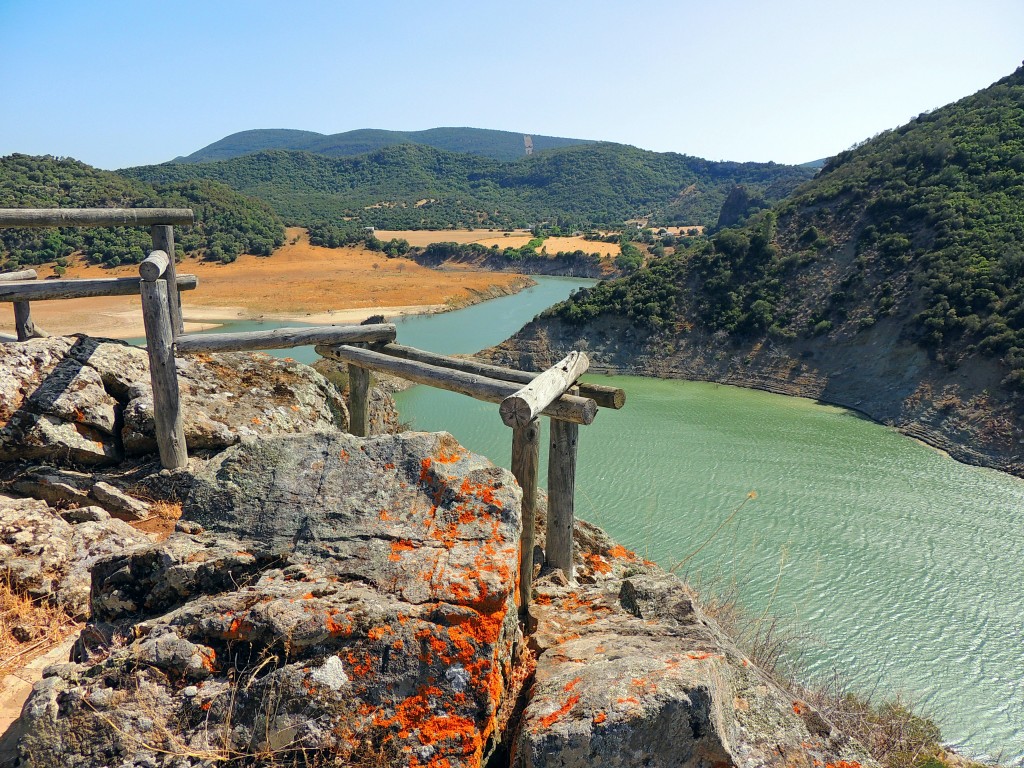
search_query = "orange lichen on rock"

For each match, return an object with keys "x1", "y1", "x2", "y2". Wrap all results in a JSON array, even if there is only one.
[
  {"x1": 606, "y1": 544, "x2": 638, "y2": 561},
  {"x1": 792, "y1": 700, "x2": 807, "y2": 715},
  {"x1": 592, "y1": 711, "x2": 607, "y2": 724},
  {"x1": 825, "y1": 763, "x2": 862, "y2": 768},
  {"x1": 325, "y1": 611, "x2": 353, "y2": 636},
  {"x1": 537, "y1": 694, "x2": 580, "y2": 729},
  {"x1": 367, "y1": 625, "x2": 393, "y2": 641},
  {"x1": 584, "y1": 553, "x2": 612, "y2": 574},
  {"x1": 389, "y1": 539, "x2": 417, "y2": 561},
  {"x1": 563, "y1": 677, "x2": 582, "y2": 693},
  {"x1": 686, "y1": 651, "x2": 722, "y2": 661}
]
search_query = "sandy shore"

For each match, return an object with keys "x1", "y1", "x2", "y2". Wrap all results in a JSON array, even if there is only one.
[{"x1": 0, "y1": 229, "x2": 524, "y2": 340}]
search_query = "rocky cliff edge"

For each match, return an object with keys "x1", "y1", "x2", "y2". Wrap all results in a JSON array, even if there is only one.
[{"x1": 1, "y1": 336, "x2": 878, "y2": 768}]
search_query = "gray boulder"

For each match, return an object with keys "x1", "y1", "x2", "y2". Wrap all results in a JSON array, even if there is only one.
[
  {"x1": 515, "y1": 527, "x2": 878, "y2": 768},
  {"x1": 19, "y1": 431, "x2": 527, "y2": 768},
  {"x1": 0, "y1": 493, "x2": 150, "y2": 618},
  {"x1": 0, "y1": 336, "x2": 350, "y2": 467}
]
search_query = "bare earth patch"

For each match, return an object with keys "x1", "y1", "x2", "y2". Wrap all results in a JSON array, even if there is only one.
[{"x1": 0, "y1": 229, "x2": 529, "y2": 339}]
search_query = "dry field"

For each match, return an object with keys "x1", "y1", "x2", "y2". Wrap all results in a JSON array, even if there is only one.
[
  {"x1": 375, "y1": 229, "x2": 623, "y2": 257},
  {"x1": 0, "y1": 229, "x2": 530, "y2": 339}
]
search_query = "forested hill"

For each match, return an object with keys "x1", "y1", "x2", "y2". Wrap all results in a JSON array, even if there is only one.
[
  {"x1": 498, "y1": 64, "x2": 1024, "y2": 475},
  {"x1": 173, "y1": 127, "x2": 591, "y2": 164},
  {"x1": 125, "y1": 142, "x2": 814, "y2": 230},
  {"x1": 0, "y1": 155, "x2": 285, "y2": 268}
]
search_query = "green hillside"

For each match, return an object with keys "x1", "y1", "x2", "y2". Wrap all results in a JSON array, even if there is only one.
[
  {"x1": 174, "y1": 127, "x2": 590, "y2": 164},
  {"x1": 126, "y1": 142, "x2": 814, "y2": 230},
  {"x1": 553, "y1": 64, "x2": 1024, "y2": 382},
  {"x1": 0, "y1": 154, "x2": 286, "y2": 268}
]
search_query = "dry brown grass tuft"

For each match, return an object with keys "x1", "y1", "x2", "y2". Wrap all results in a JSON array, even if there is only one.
[
  {"x1": 0, "y1": 575, "x2": 80, "y2": 678},
  {"x1": 128, "y1": 500, "x2": 182, "y2": 541}
]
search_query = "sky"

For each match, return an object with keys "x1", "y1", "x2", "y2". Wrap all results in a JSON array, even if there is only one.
[{"x1": 1, "y1": 0, "x2": 1022, "y2": 170}]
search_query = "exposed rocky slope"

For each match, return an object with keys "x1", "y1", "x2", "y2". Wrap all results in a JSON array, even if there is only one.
[
  {"x1": 2, "y1": 336, "x2": 880, "y2": 767},
  {"x1": 490, "y1": 66, "x2": 1024, "y2": 479},
  {"x1": 485, "y1": 312, "x2": 1024, "y2": 477}
]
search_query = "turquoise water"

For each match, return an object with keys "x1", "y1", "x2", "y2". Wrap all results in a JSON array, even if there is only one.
[{"x1": 175, "y1": 277, "x2": 1024, "y2": 763}]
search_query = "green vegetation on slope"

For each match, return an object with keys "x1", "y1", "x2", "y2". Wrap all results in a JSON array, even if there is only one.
[
  {"x1": 126, "y1": 142, "x2": 813, "y2": 231},
  {"x1": 173, "y1": 126, "x2": 591, "y2": 163},
  {"x1": 0, "y1": 154, "x2": 285, "y2": 268},
  {"x1": 550, "y1": 64, "x2": 1024, "y2": 387}
]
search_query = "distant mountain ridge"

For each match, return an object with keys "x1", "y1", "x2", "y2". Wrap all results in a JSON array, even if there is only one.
[
  {"x1": 130, "y1": 142, "x2": 815, "y2": 230},
  {"x1": 173, "y1": 127, "x2": 592, "y2": 164}
]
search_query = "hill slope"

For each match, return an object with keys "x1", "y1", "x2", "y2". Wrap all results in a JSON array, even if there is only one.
[
  {"x1": 127, "y1": 143, "x2": 814, "y2": 230},
  {"x1": 489, "y1": 64, "x2": 1024, "y2": 477},
  {"x1": 173, "y1": 127, "x2": 591, "y2": 163},
  {"x1": 0, "y1": 155, "x2": 285, "y2": 268}
]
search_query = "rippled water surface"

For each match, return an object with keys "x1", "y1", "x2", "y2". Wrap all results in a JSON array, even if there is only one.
[{"x1": 188, "y1": 277, "x2": 1024, "y2": 762}]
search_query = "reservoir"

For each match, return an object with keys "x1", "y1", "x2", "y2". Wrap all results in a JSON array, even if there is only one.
[{"x1": 193, "y1": 276, "x2": 1024, "y2": 763}]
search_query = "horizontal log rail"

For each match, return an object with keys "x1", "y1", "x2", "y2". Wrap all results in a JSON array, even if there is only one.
[
  {"x1": 317, "y1": 343, "x2": 598, "y2": 426},
  {"x1": 175, "y1": 323, "x2": 397, "y2": 354},
  {"x1": 0, "y1": 208, "x2": 195, "y2": 228},
  {"x1": 0, "y1": 269, "x2": 38, "y2": 282},
  {"x1": 0, "y1": 274, "x2": 197, "y2": 302},
  {"x1": 372, "y1": 342, "x2": 625, "y2": 409}
]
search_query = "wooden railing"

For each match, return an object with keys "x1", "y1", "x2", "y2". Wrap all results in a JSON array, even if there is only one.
[
  {"x1": 0, "y1": 208, "x2": 626, "y2": 612},
  {"x1": 316, "y1": 344, "x2": 625, "y2": 605}
]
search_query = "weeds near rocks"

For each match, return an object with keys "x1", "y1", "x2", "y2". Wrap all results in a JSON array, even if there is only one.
[{"x1": 0, "y1": 574, "x2": 79, "y2": 678}]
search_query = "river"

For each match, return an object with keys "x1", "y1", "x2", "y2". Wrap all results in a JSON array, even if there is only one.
[{"x1": 181, "y1": 276, "x2": 1024, "y2": 763}]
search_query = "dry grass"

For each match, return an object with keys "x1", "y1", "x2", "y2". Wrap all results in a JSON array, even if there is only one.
[
  {"x1": 0, "y1": 575, "x2": 79, "y2": 678},
  {"x1": 128, "y1": 500, "x2": 182, "y2": 542},
  {"x1": 0, "y1": 228, "x2": 529, "y2": 339}
]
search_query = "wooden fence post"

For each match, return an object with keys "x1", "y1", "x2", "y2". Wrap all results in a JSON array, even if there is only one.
[
  {"x1": 139, "y1": 261, "x2": 187, "y2": 469},
  {"x1": 547, "y1": 387, "x2": 579, "y2": 580},
  {"x1": 512, "y1": 418, "x2": 541, "y2": 614},
  {"x1": 13, "y1": 301, "x2": 45, "y2": 341},
  {"x1": 151, "y1": 225, "x2": 183, "y2": 337},
  {"x1": 348, "y1": 364, "x2": 371, "y2": 437}
]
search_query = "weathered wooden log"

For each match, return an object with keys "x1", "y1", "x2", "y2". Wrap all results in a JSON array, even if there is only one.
[
  {"x1": 500, "y1": 351, "x2": 589, "y2": 428},
  {"x1": 176, "y1": 324, "x2": 396, "y2": 354},
  {"x1": 512, "y1": 418, "x2": 541, "y2": 614},
  {"x1": 14, "y1": 301, "x2": 47, "y2": 340},
  {"x1": 374, "y1": 343, "x2": 624, "y2": 409},
  {"x1": 547, "y1": 387, "x2": 579, "y2": 580},
  {"x1": 138, "y1": 250, "x2": 169, "y2": 281},
  {"x1": 348, "y1": 365, "x2": 371, "y2": 437},
  {"x1": 0, "y1": 208, "x2": 194, "y2": 228},
  {"x1": 0, "y1": 269, "x2": 38, "y2": 282},
  {"x1": 317, "y1": 344, "x2": 598, "y2": 426},
  {"x1": 0, "y1": 275, "x2": 197, "y2": 302},
  {"x1": 140, "y1": 279, "x2": 187, "y2": 469},
  {"x1": 152, "y1": 226, "x2": 182, "y2": 337}
]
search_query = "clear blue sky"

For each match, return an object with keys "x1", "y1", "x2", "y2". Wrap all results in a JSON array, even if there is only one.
[{"x1": 2, "y1": 0, "x2": 1022, "y2": 170}]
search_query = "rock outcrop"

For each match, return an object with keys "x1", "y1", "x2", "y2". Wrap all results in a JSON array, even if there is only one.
[
  {"x1": 517, "y1": 520, "x2": 875, "y2": 768},
  {"x1": 0, "y1": 493, "x2": 150, "y2": 618},
  {"x1": 18, "y1": 431, "x2": 526, "y2": 768},
  {"x1": 0, "y1": 337, "x2": 349, "y2": 467},
  {"x1": 3, "y1": 337, "x2": 882, "y2": 768}
]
